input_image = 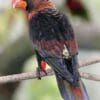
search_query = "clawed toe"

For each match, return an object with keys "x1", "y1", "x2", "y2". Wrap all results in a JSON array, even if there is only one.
[
  {"x1": 36, "y1": 67, "x2": 47, "y2": 80},
  {"x1": 42, "y1": 69, "x2": 47, "y2": 75},
  {"x1": 36, "y1": 67, "x2": 41, "y2": 80}
]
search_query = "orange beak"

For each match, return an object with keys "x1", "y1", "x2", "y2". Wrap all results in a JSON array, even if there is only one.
[{"x1": 12, "y1": 0, "x2": 27, "y2": 9}]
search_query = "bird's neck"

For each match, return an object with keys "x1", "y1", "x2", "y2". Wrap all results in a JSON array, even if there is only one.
[{"x1": 28, "y1": 0, "x2": 56, "y2": 20}]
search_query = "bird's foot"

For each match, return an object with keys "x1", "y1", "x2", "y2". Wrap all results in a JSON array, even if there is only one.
[
  {"x1": 42, "y1": 69, "x2": 47, "y2": 76},
  {"x1": 36, "y1": 67, "x2": 41, "y2": 80},
  {"x1": 36, "y1": 67, "x2": 47, "y2": 80}
]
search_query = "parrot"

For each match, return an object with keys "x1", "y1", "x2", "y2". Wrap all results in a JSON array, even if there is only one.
[
  {"x1": 12, "y1": 0, "x2": 89, "y2": 100},
  {"x1": 65, "y1": 0, "x2": 89, "y2": 20}
]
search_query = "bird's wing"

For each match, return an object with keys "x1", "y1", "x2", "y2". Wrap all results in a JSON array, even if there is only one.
[{"x1": 29, "y1": 9, "x2": 79, "y2": 82}]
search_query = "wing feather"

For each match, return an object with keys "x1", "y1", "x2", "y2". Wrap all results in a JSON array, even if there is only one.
[{"x1": 29, "y1": 9, "x2": 78, "y2": 58}]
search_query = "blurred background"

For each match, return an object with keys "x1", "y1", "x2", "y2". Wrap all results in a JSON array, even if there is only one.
[{"x1": 0, "y1": 0, "x2": 100, "y2": 100}]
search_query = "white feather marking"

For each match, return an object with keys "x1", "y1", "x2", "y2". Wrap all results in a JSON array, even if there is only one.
[{"x1": 63, "y1": 45, "x2": 69, "y2": 59}]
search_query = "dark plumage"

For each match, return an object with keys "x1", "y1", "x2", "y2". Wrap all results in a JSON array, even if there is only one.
[
  {"x1": 28, "y1": 8, "x2": 89, "y2": 99},
  {"x1": 29, "y1": 9, "x2": 78, "y2": 58},
  {"x1": 12, "y1": 0, "x2": 89, "y2": 99},
  {"x1": 26, "y1": 0, "x2": 34, "y2": 13}
]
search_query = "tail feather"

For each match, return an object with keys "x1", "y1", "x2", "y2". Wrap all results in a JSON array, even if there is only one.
[
  {"x1": 44, "y1": 55, "x2": 89, "y2": 100},
  {"x1": 71, "y1": 85, "x2": 83, "y2": 100},
  {"x1": 55, "y1": 73, "x2": 89, "y2": 100},
  {"x1": 79, "y1": 80, "x2": 89, "y2": 100},
  {"x1": 56, "y1": 74, "x2": 75, "y2": 100}
]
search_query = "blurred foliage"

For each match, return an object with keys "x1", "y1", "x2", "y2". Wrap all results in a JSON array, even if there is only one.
[
  {"x1": 0, "y1": 11, "x2": 11, "y2": 42},
  {"x1": 65, "y1": 0, "x2": 90, "y2": 20},
  {"x1": 0, "y1": 36, "x2": 33, "y2": 74},
  {"x1": 12, "y1": 56, "x2": 62, "y2": 100},
  {"x1": 12, "y1": 51, "x2": 100, "y2": 100},
  {"x1": 0, "y1": 0, "x2": 100, "y2": 100}
]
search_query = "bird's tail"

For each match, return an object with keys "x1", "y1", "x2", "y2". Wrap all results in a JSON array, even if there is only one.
[{"x1": 55, "y1": 73, "x2": 89, "y2": 100}]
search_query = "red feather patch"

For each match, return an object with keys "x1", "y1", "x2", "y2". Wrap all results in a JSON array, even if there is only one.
[
  {"x1": 40, "y1": 60, "x2": 46, "y2": 70},
  {"x1": 72, "y1": 87, "x2": 83, "y2": 99}
]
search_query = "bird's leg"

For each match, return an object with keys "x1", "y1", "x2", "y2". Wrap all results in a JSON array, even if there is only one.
[
  {"x1": 36, "y1": 67, "x2": 41, "y2": 80},
  {"x1": 36, "y1": 51, "x2": 47, "y2": 79}
]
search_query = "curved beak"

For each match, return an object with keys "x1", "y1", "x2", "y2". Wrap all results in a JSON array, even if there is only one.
[{"x1": 12, "y1": 0, "x2": 27, "y2": 9}]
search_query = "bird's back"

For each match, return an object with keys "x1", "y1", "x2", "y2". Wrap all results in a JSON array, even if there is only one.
[{"x1": 29, "y1": 8, "x2": 78, "y2": 58}]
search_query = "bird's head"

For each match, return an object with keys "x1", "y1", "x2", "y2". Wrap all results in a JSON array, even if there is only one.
[{"x1": 12, "y1": 0, "x2": 55, "y2": 13}]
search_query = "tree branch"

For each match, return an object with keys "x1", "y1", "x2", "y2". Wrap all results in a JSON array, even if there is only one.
[
  {"x1": 79, "y1": 57, "x2": 100, "y2": 68},
  {"x1": 0, "y1": 57, "x2": 100, "y2": 84}
]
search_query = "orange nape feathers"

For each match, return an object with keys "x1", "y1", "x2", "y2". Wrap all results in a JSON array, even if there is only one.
[
  {"x1": 12, "y1": 0, "x2": 56, "y2": 20},
  {"x1": 12, "y1": 0, "x2": 55, "y2": 10},
  {"x1": 33, "y1": 0, "x2": 56, "y2": 9},
  {"x1": 28, "y1": 0, "x2": 56, "y2": 20}
]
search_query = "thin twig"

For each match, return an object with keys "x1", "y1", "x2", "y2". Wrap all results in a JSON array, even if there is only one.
[
  {"x1": 0, "y1": 69, "x2": 54, "y2": 84},
  {"x1": 79, "y1": 57, "x2": 100, "y2": 68},
  {"x1": 80, "y1": 72, "x2": 100, "y2": 81},
  {"x1": 0, "y1": 58, "x2": 100, "y2": 84}
]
